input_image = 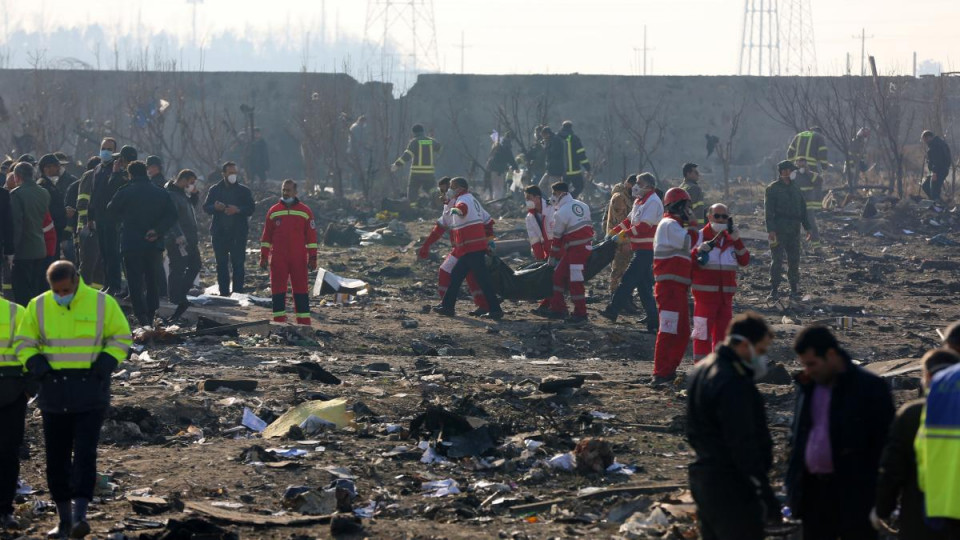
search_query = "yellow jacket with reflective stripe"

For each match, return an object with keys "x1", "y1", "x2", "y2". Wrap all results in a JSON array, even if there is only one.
[
  {"x1": 0, "y1": 298, "x2": 25, "y2": 370},
  {"x1": 394, "y1": 136, "x2": 441, "y2": 174},
  {"x1": 787, "y1": 131, "x2": 828, "y2": 167},
  {"x1": 915, "y1": 364, "x2": 960, "y2": 519},
  {"x1": 15, "y1": 281, "x2": 132, "y2": 370}
]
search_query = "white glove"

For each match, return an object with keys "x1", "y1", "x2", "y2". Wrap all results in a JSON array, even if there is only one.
[
  {"x1": 698, "y1": 242, "x2": 712, "y2": 253},
  {"x1": 868, "y1": 508, "x2": 883, "y2": 531}
]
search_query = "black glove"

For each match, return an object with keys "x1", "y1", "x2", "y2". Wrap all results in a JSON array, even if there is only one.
[
  {"x1": 25, "y1": 355, "x2": 52, "y2": 380},
  {"x1": 92, "y1": 353, "x2": 118, "y2": 380}
]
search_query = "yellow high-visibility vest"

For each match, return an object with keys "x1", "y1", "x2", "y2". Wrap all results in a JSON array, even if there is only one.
[{"x1": 0, "y1": 298, "x2": 24, "y2": 369}]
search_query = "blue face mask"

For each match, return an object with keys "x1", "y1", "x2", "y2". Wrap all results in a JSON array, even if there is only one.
[
  {"x1": 281, "y1": 196, "x2": 295, "y2": 204},
  {"x1": 99, "y1": 149, "x2": 112, "y2": 161},
  {"x1": 54, "y1": 293, "x2": 74, "y2": 307}
]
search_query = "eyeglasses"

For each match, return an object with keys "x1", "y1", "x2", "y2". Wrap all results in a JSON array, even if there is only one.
[{"x1": 712, "y1": 214, "x2": 729, "y2": 220}]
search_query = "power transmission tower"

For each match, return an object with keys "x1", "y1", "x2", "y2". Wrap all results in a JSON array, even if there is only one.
[
  {"x1": 738, "y1": 0, "x2": 781, "y2": 76},
  {"x1": 780, "y1": 0, "x2": 817, "y2": 75},
  {"x1": 186, "y1": 0, "x2": 203, "y2": 46},
  {"x1": 364, "y1": 0, "x2": 441, "y2": 75}
]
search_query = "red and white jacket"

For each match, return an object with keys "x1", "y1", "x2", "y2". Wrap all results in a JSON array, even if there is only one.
[
  {"x1": 691, "y1": 225, "x2": 750, "y2": 297},
  {"x1": 610, "y1": 190, "x2": 663, "y2": 251},
  {"x1": 525, "y1": 198, "x2": 554, "y2": 260},
  {"x1": 447, "y1": 191, "x2": 494, "y2": 256},
  {"x1": 653, "y1": 214, "x2": 693, "y2": 286},
  {"x1": 549, "y1": 194, "x2": 594, "y2": 258}
]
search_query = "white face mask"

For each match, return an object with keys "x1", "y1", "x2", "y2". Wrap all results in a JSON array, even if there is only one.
[
  {"x1": 710, "y1": 222, "x2": 726, "y2": 233},
  {"x1": 445, "y1": 188, "x2": 456, "y2": 200},
  {"x1": 48, "y1": 175, "x2": 59, "y2": 183},
  {"x1": 631, "y1": 184, "x2": 643, "y2": 198},
  {"x1": 525, "y1": 199, "x2": 536, "y2": 209},
  {"x1": 789, "y1": 171, "x2": 797, "y2": 181},
  {"x1": 799, "y1": 167, "x2": 806, "y2": 173},
  {"x1": 730, "y1": 333, "x2": 769, "y2": 381},
  {"x1": 227, "y1": 174, "x2": 238, "y2": 184}
]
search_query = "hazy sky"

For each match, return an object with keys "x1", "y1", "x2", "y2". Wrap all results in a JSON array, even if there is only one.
[{"x1": 0, "y1": 0, "x2": 955, "y2": 76}]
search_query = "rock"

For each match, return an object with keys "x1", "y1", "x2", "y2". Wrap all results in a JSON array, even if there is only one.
[
  {"x1": 127, "y1": 496, "x2": 170, "y2": 515},
  {"x1": 573, "y1": 437, "x2": 614, "y2": 474},
  {"x1": 756, "y1": 362, "x2": 793, "y2": 385},
  {"x1": 323, "y1": 223, "x2": 361, "y2": 247},
  {"x1": 330, "y1": 514, "x2": 364, "y2": 536},
  {"x1": 401, "y1": 319, "x2": 419, "y2": 329}
]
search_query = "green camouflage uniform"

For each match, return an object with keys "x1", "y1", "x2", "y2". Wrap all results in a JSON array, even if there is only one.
[{"x1": 765, "y1": 177, "x2": 809, "y2": 294}]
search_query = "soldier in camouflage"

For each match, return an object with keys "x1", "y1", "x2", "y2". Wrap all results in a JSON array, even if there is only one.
[{"x1": 765, "y1": 160, "x2": 810, "y2": 300}]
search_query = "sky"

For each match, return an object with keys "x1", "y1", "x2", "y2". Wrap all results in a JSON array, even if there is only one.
[{"x1": 0, "y1": 0, "x2": 955, "y2": 77}]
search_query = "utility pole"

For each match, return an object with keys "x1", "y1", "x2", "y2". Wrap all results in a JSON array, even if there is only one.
[
  {"x1": 186, "y1": 0, "x2": 203, "y2": 47},
  {"x1": 633, "y1": 25, "x2": 655, "y2": 76},
  {"x1": 853, "y1": 28, "x2": 873, "y2": 76},
  {"x1": 455, "y1": 30, "x2": 473, "y2": 74}
]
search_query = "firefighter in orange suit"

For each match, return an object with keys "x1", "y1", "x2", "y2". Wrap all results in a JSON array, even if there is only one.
[{"x1": 260, "y1": 180, "x2": 318, "y2": 325}]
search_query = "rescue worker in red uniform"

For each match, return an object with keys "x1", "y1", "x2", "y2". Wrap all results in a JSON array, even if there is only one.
[
  {"x1": 418, "y1": 177, "x2": 491, "y2": 316},
  {"x1": 259, "y1": 180, "x2": 318, "y2": 325},
  {"x1": 652, "y1": 187, "x2": 696, "y2": 386},
  {"x1": 691, "y1": 203, "x2": 750, "y2": 360},
  {"x1": 545, "y1": 182, "x2": 594, "y2": 324},
  {"x1": 433, "y1": 177, "x2": 503, "y2": 319},
  {"x1": 524, "y1": 185, "x2": 556, "y2": 316}
]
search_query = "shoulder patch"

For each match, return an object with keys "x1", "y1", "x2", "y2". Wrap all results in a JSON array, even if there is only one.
[{"x1": 572, "y1": 203, "x2": 585, "y2": 217}]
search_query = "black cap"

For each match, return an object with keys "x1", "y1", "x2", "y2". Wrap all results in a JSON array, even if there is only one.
[
  {"x1": 551, "y1": 181, "x2": 569, "y2": 193},
  {"x1": 113, "y1": 145, "x2": 138, "y2": 162},
  {"x1": 412, "y1": 124, "x2": 424, "y2": 134},
  {"x1": 778, "y1": 160, "x2": 798, "y2": 172},
  {"x1": 682, "y1": 162, "x2": 699, "y2": 176},
  {"x1": 16, "y1": 154, "x2": 37, "y2": 165},
  {"x1": 146, "y1": 155, "x2": 162, "y2": 167},
  {"x1": 53, "y1": 152, "x2": 70, "y2": 164},
  {"x1": 38, "y1": 154, "x2": 61, "y2": 170}
]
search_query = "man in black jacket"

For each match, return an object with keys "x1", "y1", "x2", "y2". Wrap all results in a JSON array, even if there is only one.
[
  {"x1": 90, "y1": 142, "x2": 133, "y2": 295},
  {"x1": 537, "y1": 127, "x2": 565, "y2": 194},
  {"x1": 54, "y1": 153, "x2": 79, "y2": 263},
  {"x1": 106, "y1": 161, "x2": 177, "y2": 325},
  {"x1": 37, "y1": 154, "x2": 68, "y2": 263},
  {"x1": 165, "y1": 169, "x2": 201, "y2": 320},
  {"x1": 687, "y1": 311, "x2": 779, "y2": 540},
  {"x1": 787, "y1": 326, "x2": 895, "y2": 540},
  {"x1": 0, "y1": 172, "x2": 14, "y2": 300},
  {"x1": 202, "y1": 161, "x2": 255, "y2": 296},
  {"x1": 872, "y1": 348, "x2": 959, "y2": 540},
  {"x1": 922, "y1": 130, "x2": 952, "y2": 201}
]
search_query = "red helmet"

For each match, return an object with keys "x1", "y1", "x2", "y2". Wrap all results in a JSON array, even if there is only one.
[{"x1": 663, "y1": 187, "x2": 691, "y2": 206}]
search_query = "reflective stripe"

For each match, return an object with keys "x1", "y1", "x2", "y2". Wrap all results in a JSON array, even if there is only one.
[
  {"x1": 296, "y1": 313, "x2": 310, "y2": 318},
  {"x1": 0, "y1": 302, "x2": 18, "y2": 366},
  {"x1": 37, "y1": 292, "x2": 107, "y2": 367},
  {"x1": 268, "y1": 210, "x2": 310, "y2": 220},
  {"x1": 691, "y1": 201, "x2": 705, "y2": 208},
  {"x1": 655, "y1": 274, "x2": 692, "y2": 285},
  {"x1": 305, "y1": 243, "x2": 318, "y2": 249},
  {"x1": 42, "y1": 222, "x2": 54, "y2": 233},
  {"x1": 261, "y1": 242, "x2": 272, "y2": 247},
  {"x1": 77, "y1": 194, "x2": 91, "y2": 201},
  {"x1": 273, "y1": 311, "x2": 286, "y2": 317},
  {"x1": 567, "y1": 238, "x2": 592, "y2": 248},
  {"x1": 691, "y1": 284, "x2": 720, "y2": 292}
]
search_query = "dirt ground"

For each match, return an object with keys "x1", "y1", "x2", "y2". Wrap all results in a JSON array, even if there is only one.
[{"x1": 5, "y1": 180, "x2": 956, "y2": 540}]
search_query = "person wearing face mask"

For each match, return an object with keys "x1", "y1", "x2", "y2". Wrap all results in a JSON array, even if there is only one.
[
  {"x1": 203, "y1": 161, "x2": 256, "y2": 297},
  {"x1": 37, "y1": 154, "x2": 69, "y2": 264},
  {"x1": 74, "y1": 156, "x2": 105, "y2": 291},
  {"x1": 90, "y1": 143, "x2": 135, "y2": 296},
  {"x1": 164, "y1": 170, "x2": 202, "y2": 321},
  {"x1": 686, "y1": 312, "x2": 780, "y2": 540},
  {"x1": 787, "y1": 326, "x2": 894, "y2": 540},
  {"x1": 650, "y1": 187, "x2": 698, "y2": 386},
  {"x1": 522, "y1": 185, "x2": 555, "y2": 316},
  {"x1": 433, "y1": 177, "x2": 502, "y2": 320},
  {"x1": 54, "y1": 153, "x2": 79, "y2": 264},
  {"x1": 690, "y1": 203, "x2": 750, "y2": 361},
  {"x1": 871, "y1": 348, "x2": 959, "y2": 540},
  {"x1": 792, "y1": 157, "x2": 821, "y2": 248},
  {"x1": 604, "y1": 175, "x2": 636, "y2": 295},
  {"x1": 9, "y1": 161, "x2": 50, "y2": 306},
  {"x1": 15, "y1": 261, "x2": 132, "y2": 539},
  {"x1": 765, "y1": 160, "x2": 810, "y2": 301},
  {"x1": 543, "y1": 182, "x2": 594, "y2": 324},
  {"x1": 106, "y1": 161, "x2": 178, "y2": 326},
  {"x1": 600, "y1": 173, "x2": 661, "y2": 327},
  {"x1": 418, "y1": 177, "x2": 491, "y2": 316},
  {"x1": 259, "y1": 180, "x2": 318, "y2": 326}
]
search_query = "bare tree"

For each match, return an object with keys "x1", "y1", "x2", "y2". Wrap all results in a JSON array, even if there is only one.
[
  {"x1": 869, "y1": 58, "x2": 918, "y2": 197},
  {"x1": 715, "y1": 98, "x2": 747, "y2": 196},
  {"x1": 296, "y1": 73, "x2": 354, "y2": 198},
  {"x1": 611, "y1": 91, "x2": 666, "y2": 179},
  {"x1": 493, "y1": 88, "x2": 552, "y2": 156}
]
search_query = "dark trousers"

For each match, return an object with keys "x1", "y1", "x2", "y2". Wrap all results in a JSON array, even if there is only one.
[
  {"x1": 1, "y1": 260, "x2": 12, "y2": 301},
  {"x1": 12, "y1": 258, "x2": 48, "y2": 306},
  {"x1": 690, "y1": 467, "x2": 764, "y2": 540},
  {"x1": 156, "y1": 256, "x2": 167, "y2": 299},
  {"x1": 441, "y1": 250, "x2": 500, "y2": 312},
  {"x1": 609, "y1": 250, "x2": 657, "y2": 328},
  {"x1": 212, "y1": 232, "x2": 247, "y2": 296},
  {"x1": 801, "y1": 473, "x2": 876, "y2": 540},
  {"x1": 42, "y1": 408, "x2": 104, "y2": 502},
  {"x1": 168, "y1": 243, "x2": 201, "y2": 306},
  {"x1": 770, "y1": 230, "x2": 801, "y2": 291},
  {"x1": 98, "y1": 224, "x2": 122, "y2": 291},
  {"x1": 0, "y1": 394, "x2": 27, "y2": 514},
  {"x1": 123, "y1": 249, "x2": 162, "y2": 325},
  {"x1": 565, "y1": 173, "x2": 585, "y2": 199},
  {"x1": 407, "y1": 172, "x2": 435, "y2": 201},
  {"x1": 922, "y1": 173, "x2": 946, "y2": 201}
]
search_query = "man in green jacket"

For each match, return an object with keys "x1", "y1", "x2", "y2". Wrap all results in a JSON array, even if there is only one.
[
  {"x1": 765, "y1": 160, "x2": 810, "y2": 301},
  {"x1": 9, "y1": 162, "x2": 50, "y2": 305}
]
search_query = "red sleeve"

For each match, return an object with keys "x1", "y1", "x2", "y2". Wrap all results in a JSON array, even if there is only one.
[
  {"x1": 260, "y1": 205, "x2": 275, "y2": 258},
  {"x1": 484, "y1": 219, "x2": 495, "y2": 239},
  {"x1": 454, "y1": 201, "x2": 469, "y2": 216},
  {"x1": 628, "y1": 221, "x2": 656, "y2": 237},
  {"x1": 304, "y1": 205, "x2": 318, "y2": 260},
  {"x1": 532, "y1": 242, "x2": 546, "y2": 260},
  {"x1": 611, "y1": 218, "x2": 629, "y2": 235},
  {"x1": 423, "y1": 223, "x2": 445, "y2": 249},
  {"x1": 43, "y1": 213, "x2": 55, "y2": 257}
]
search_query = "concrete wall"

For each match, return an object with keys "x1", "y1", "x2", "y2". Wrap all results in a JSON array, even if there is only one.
[{"x1": 0, "y1": 69, "x2": 950, "y2": 190}]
